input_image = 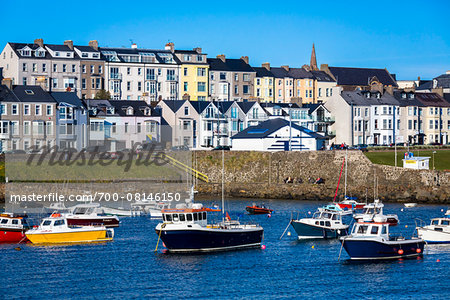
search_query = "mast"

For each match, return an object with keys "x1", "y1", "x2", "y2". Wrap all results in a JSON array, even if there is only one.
[
  {"x1": 222, "y1": 149, "x2": 225, "y2": 222},
  {"x1": 344, "y1": 149, "x2": 348, "y2": 198}
]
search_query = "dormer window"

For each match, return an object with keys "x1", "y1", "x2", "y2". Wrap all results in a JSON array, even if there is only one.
[
  {"x1": 107, "y1": 107, "x2": 115, "y2": 115},
  {"x1": 197, "y1": 55, "x2": 203, "y2": 62},
  {"x1": 82, "y1": 52, "x2": 88, "y2": 58},
  {"x1": 92, "y1": 53, "x2": 99, "y2": 59},
  {"x1": 20, "y1": 48, "x2": 31, "y2": 56},
  {"x1": 376, "y1": 93, "x2": 381, "y2": 99},
  {"x1": 66, "y1": 52, "x2": 71, "y2": 57},
  {"x1": 402, "y1": 93, "x2": 406, "y2": 99},
  {"x1": 145, "y1": 107, "x2": 151, "y2": 115},
  {"x1": 409, "y1": 93, "x2": 414, "y2": 99},
  {"x1": 35, "y1": 50, "x2": 45, "y2": 57},
  {"x1": 366, "y1": 92, "x2": 370, "y2": 98},
  {"x1": 127, "y1": 107, "x2": 134, "y2": 115},
  {"x1": 55, "y1": 52, "x2": 60, "y2": 57},
  {"x1": 184, "y1": 54, "x2": 191, "y2": 62}
]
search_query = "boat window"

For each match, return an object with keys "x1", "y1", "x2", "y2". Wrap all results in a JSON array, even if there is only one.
[
  {"x1": 320, "y1": 221, "x2": 324, "y2": 226},
  {"x1": 371, "y1": 226, "x2": 379, "y2": 235},
  {"x1": 187, "y1": 214, "x2": 193, "y2": 221},
  {"x1": 375, "y1": 208, "x2": 381, "y2": 214},
  {"x1": 332, "y1": 214, "x2": 338, "y2": 220},
  {"x1": 43, "y1": 220, "x2": 52, "y2": 226},
  {"x1": 198, "y1": 212, "x2": 203, "y2": 221},
  {"x1": 432, "y1": 220, "x2": 439, "y2": 225},
  {"x1": 165, "y1": 214, "x2": 172, "y2": 222},
  {"x1": 323, "y1": 213, "x2": 331, "y2": 219},
  {"x1": 203, "y1": 212, "x2": 207, "y2": 219},
  {"x1": 1, "y1": 219, "x2": 8, "y2": 224},
  {"x1": 441, "y1": 220, "x2": 449, "y2": 225},
  {"x1": 179, "y1": 214, "x2": 186, "y2": 222},
  {"x1": 172, "y1": 214, "x2": 179, "y2": 222},
  {"x1": 315, "y1": 221, "x2": 319, "y2": 225},
  {"x1": 325, "y1": 221, "x2": 331, "y2": 227},
  {"x1": 12, "y1": 219, "x2": 19, "y2": 225},
  {"x1": 193, "y1": 213, "x2": 198, "y2": 221},
  {"x1": 54, "y1": 220, "x2": 65, "y2": 226},
  {"x1": 381, "y1": 225, "x2": 387, "y2": 234},
  {"x1": 357, "y1": 225, "x2": 368, "y2": 234}
]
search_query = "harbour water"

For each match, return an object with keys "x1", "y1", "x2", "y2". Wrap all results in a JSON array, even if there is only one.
[{"x1": 1, "y1": 199, "x2": 449, "y2": 299}]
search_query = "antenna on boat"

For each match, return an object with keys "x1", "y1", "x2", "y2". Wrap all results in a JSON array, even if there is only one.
[
  {"x1": 344, "y1": 149, "x2": 348, "y2": 199},
  {"x1": 222, "y1": 149, "x2": 225, "y2": 222}
]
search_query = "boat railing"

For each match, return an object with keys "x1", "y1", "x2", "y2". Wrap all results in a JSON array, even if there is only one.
[{"x1": 389, "y1": 234, "x2": 405, "y2": 241}]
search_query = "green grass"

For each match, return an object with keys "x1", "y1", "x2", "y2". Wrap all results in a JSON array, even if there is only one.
[{"x1": 364, "y1": 149, "x2": 450, "y2": 171}]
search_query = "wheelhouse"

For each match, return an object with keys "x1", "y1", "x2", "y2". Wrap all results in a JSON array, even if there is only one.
[
  {"x1": 362, "y1": 206, "x2": 382, "y2": 215},
  {"x1": 351, "y1": 222, "x2": 389, "y2": 237},
  {"x1": 0, "y1": 214, "x2": 28, "y2": 229},
  {"x1": 40, "y1": 218, "x2": 67, "y2": 228},
  {"x1": 162, "y1": 210, "x2": 208, "y2": 224},
  {"x1": 430, "y1": 218, "x2": 450, "y2": 226}
]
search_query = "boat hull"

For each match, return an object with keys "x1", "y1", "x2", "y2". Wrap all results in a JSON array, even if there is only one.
[
  {"x1": 291, "y1": 220, "x2": 347, "y2": 239},
  {"x1": 417, "y1": 228, "x2": 450, "y2": 244},
  {"x1": 0, "y1": 229, "x2": 28, "y2": 243},
  {"x1": 26, "y1": 229, "x2": 112, "y2": 245},
  {"x1": 66, "y1": 217, "x2": 119, "y2": 228},
  {"x1": 155, "y1": 228, "x2": 264, "y2": 252},
  {"x1": 341, "y1": 239, "x2": 425, "y2": 260},
  {"x1": 246, "y1": 207, "x2": 273, "y2": 215},
  {"x1": 337, "y1": 203, "x2": 365, "y2": 210}
]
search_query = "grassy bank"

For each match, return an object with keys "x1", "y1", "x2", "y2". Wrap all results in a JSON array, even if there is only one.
[{"x1": 364, "y1": 149, "x2": 450, "y2": 171}]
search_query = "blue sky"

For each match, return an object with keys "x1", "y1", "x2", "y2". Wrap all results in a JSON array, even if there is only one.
[{"x1": 2, "y1": 0, "x2": 449, "y2": 80}]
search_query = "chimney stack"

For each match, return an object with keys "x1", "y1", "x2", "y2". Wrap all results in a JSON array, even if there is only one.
[
  {"x1": 131, "y1": 43, "x2": 137, "y2": 49},
  {"x1": 217, "y1": 54, "x2": 226, "y2": 63},
  {"x1": 281, "y1": 65, "x2": 289, "y2": 72},
  {"x1": 262, "y1": 62, "x2": 270, "y2": 71},
  {"x1": 64, "y1": 40, "x2": 74, "y2": 50},
  {"x1": 446, "y1": 70, "x2": 450, "y2": 75},
  {"x1": 89, "y1": 40, "x2": 99, "y2": 51},
  {"x1": 34, "y1": 38, "x2": 44, "y2": 47},
  {"x1": 193, "y1": 47, "x2": 202, "y2": 54},
  {"x1": 165, "y1": 42, "x2": 174, "y2": 52},
  {"x1": 240, "y1": 56, "x2": 249, "y2": 64},
  {"x1": 2, "y1": 78, "x2": 13, "y2": 90}
]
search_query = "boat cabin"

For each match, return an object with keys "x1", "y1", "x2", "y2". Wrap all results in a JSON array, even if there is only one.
[
  {"x1": 430, "y1": 218, "x2": 450, "y2": 227},
  {"x1": 41, "y1": 218, "x2": 67, "y2": 228},
  {"x1": 312, "y1": 210, "x2": 350, "y2": 226},
  {"x1": 351, "y1": 222, "x2": 389, "y2": 237},
  {"x1": 0, "y1": 213, "x2": 28, "y2": 229},
  {"x1": 162, "y1": 209, "x2": 208, "y2": 225},
  {"x1": 71, "y1": 204, "x2": 102, "y2": 216},
  {"x1": 362, "y1": 205, "x2": 382, "y2": 215}
]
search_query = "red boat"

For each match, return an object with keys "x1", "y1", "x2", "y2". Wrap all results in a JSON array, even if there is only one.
[
  {"x1": 0, "y1": 213, "x2": 30, "y2": 244},
  {"x1": 336, "y1": 199, "x2": 366, "y2": 210},
  {"x1": 64, "y1": 203, "x2": 120, "y2": 228},
  {"x1": 246, "y1": 204, "x2": 273, "y2": 215}
]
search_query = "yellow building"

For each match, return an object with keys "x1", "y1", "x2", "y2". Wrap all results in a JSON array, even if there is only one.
[
  {"x1": 166, "y1": 43, "x2": 209, "y2": 101},
  {"x1": 253, "y1": 63, "x2": 275, "y2": 102}
]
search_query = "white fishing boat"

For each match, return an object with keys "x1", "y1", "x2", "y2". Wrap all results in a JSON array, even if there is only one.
[
  {"x1": 64, "y1": 203, "x2": 120, "y2": 228},
  {"x1": 404, "y1": 203, "x2": 418, "y2": 208},
  {"x1": 445, "y1": 209, "x2": 450, "y2": 216},
  {"x1": 102, "y1": 206, "x2": 133, "y2": 217},
  {"x1": 416, "y1": 217, "x2": 450, "y2": 244},
  {"x1": 353, "y1": 199, "x2": 399, "y2": 226},
  {"x1": 131, "y1": 200, "x2": 170, "y2": 218},
  {"x1": 44, "y1": 202, "x2": 72, "y2": 214}
]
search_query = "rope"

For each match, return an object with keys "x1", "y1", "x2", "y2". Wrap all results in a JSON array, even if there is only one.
[{"x1": 154, "y1": 223, "x2": 166, "y2": 252}]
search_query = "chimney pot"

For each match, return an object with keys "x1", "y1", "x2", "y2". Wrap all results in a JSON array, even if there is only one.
[
  {"x1": 1, "y1": 78, "x2": 13, "y2": 90},
  {"x1": 88, "y1": 40, "x2": 99, "y2": 51},
  {"x1": 240, "y1": 56, "x2": 249, "y2": 64},
  {"x1": 262, "y1": 62, "x2": 270, "y2": 71},
  {"x1": 34, "y1": 38, "x2": 44, "y2": 47},
  {"x1": 193, "y1": 47, "x2": 202, "y2": 54},
  {"x1": 165, "y1": 42, "x2": 174, "y2": 52},
  {"x1": 64, "y1": 40, "x2": 74, "y2": 50},
  {"x1": 446, "y1": 70, "x2": 450, "y2": 75},
  {"x1": 217, "y1": 54, "x2": 226, "y2": 63}
]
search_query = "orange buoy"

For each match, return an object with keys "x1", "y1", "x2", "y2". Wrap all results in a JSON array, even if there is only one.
[
  {"x1": 416, "y1": 248, "x2": 422, "y2": 253},
  {"x1": 437, "y1": 259, "x2": 440, "y2": 262},
  {"x1": 398, "y1": 249, "x2": 404, "y2": 255}
]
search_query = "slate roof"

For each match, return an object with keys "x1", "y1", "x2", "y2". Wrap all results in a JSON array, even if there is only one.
[
  {"x1": 311, "y1": 70, "x2": 335, "y2": 82},
  {"x1": 269, "y1": 67, "x2": 314, "y2": 79},
  {"x1": 208, "y1": 58, "x2": 254, "y2": 72},
  {"x1": 237, "y1": 101, "x2": 257, "y2": 113},
  {"x1": 231, "y1": 118, "x2": 324, "y2": 139},
  {"x1": 9, "y1": 43, "x2": 53, "y2": 59},
  {"x1": 100, "y1": 47, "x2": 181, "y2": 64},
  {"x1": 340, "y1": 90, "x2": 400, "y2": 106},
  {"x1": 416, "y1": 81, "x2": 432, "y2": 91},
  {"x1": 0, "y1": 85, "x2": 20, "y2": 102},
  {"x1": 51, "y1": 92, "x2": 86, "y2": 108},
  {"x1": 214, "y1": 101, "x2": 234, "y2": 114},
  {"x1": 12, "y1": 85, "x2": 56, "y2": 103},
  {"x1": 161, "y1": 100, "x2": 186, "y2": 113},
  {"x1": 415, "y1": 93, "x2": 450, "y2": 107},
  {"x1": 190, "y1": 100, "x2": 211, "y2": 113},
  {"x1": 432, "y1": 74, "x2": 450, "y2": 88},
  {"x1": 45, "y1": 44, "x2": 73, "y2": 52},
  {"x1": 108, "y1": 100, "x2": 154, "y2": 116},
  {"x1": 393, "y1": 91, "x2": 425, "y2": 107},
  {"x1": 253, "y1": 67, "x2": 273, "y2": 77},
  {"x1": 74, "y1": 45, "x2": 99, "y2": 53},
  {"x1": 328, "y1": 66, "x2": 397, "y2": 87}
]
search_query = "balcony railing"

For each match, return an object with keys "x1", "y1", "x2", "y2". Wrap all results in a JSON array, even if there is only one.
[
  {"x1": 248, "y1": 114, "x2": 269, "y2": 120},
  {"x1": 313, "y1": 116, "x2": 335, "y2": 123},
  {"x1": 110, "y1": 73, "x2": 122, "y2": 80}
]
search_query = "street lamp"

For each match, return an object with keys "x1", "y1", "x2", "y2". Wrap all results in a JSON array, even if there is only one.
[{"x1": 432, "y1": 151, "x2": 436, "y2": 170}]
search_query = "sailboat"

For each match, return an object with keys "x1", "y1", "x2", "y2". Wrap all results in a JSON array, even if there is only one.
[
  {"x1": 336, "y1": 150, "x2": 365, "y2": 210},
  {"x1": 154, "y1": 150, "x2": 264, "y2": 253}
]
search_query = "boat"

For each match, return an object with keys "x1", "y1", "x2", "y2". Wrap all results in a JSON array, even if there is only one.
[
  {"x1": 0, "y1": 213, "x2": 30, "y2": 243},
  {"x1": 404, "y1": 203, "x2": 418, "y2": 208},
  {"x1": 64, "y1": 203, "x2": 120, "y2": 228},
  {"x1": 44, "y1": 202, "x2": 72, "y2": 214},
  {"x1": 340, "y1": 214, "x2": 425, "y2": 260},
  {"x1": 131, "y1": 200, "x2": 171, "y2": 218},
  {"x1": 102, "y1": 206, "x2": 133, "y2": 217},
  {"x1": 154, "y1": 152, "x2": 264, "y2": 253},
  {"x1": 26, "y1": 213, "x2": 114, "y2": 245},
  {"x1": 446, "y1": 209, "x2": 450, "y2": 216},
  {"x1": 337, "y1": 198, "x2": 366, "y2": 210},
  {"x1": 290, "y1": 204, "x2": 353, "y2": 239},
  {"x1": 246, "y1": 203, "x2": 274, "y2": 215},
  {"x1": 416, "y1": 217, "x2": 450, "y2": 244},
  {"x1": 353, "y1": 199, "x2": 399, "y2": 226}
]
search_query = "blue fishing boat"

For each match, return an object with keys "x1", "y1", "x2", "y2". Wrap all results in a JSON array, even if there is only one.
[
  {"x1": 290, "y1": 204, "x2": 353, "y2": 239},
  {"x1": 340, "y1": 215, "x2": 425, "y2": 260}
]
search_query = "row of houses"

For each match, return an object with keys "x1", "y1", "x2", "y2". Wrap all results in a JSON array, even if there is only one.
[
  {"x1": 0, "y1": 83, "x2": 161, "y2": 152},
  {"x1": 0, "y1": 40, "x2": 342, "y2": 104}
]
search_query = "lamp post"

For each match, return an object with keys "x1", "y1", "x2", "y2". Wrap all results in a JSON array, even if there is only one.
[{"x1": 432, "y1": 151, "x2": 436, "y2": 170}]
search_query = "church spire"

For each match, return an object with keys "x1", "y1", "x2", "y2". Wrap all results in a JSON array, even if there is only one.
[{"x1": 310, "y1": 43, "x2": 318, "y2": 70}]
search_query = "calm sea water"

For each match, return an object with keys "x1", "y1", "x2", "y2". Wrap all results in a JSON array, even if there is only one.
[{"x1": 1, "y1": 199, "x2": 449, "y2": 299}]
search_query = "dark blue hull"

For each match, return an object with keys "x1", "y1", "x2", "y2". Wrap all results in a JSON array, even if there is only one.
[
  {"x1": 155, "y1": 228, "x2": 264, "y2": 252},
  {"x1": 342, "y1": 239, "x2": 425, "y2": 260}
]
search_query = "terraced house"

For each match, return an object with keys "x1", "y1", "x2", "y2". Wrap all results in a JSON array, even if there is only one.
[{"x1": 208, "y1": 55, "x2": 255, "y2": 101}]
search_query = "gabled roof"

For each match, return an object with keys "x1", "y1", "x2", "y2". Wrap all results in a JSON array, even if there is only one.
[
  {"x1": 0, "y1": 85, "x2": 20, "y2": 102},
  {"x1": 432, "y1": 73, "x2": 450, "y2": 88},
  {"x1": 51, "y1": 92, "x2": 85, "y2": 108},
  {"x1": 213, "y1": 101, "x2": 234, "y2": 114},
  {"x1": 12, "y1": 85, "x2": 56, "y2": 103},
  {"x1": 328, "y1": 66, "x2": 397, "y2": 87},
  {"x1": 160, "y1": 100, "x2": 186, "y2": 113},
  {"x1": 237, "y1": 101, "x2": 258, "y2": 113},
  {"x1": 340, "y1": 90, "x2": 400, "y2": 106},
  {"x1": 302, "y1": 103, "x2": 330, "y2": 114},
  {"x1": 416, "y1": 81, "x2": 432, "y2": 91},
  {"x1": 269, "y1": 67, "x2": 314, "y2": 79},
  {"x1": 190, "y1": 100, "x2": 212, "y2": 113},
  {"x1": 8, "y1": 42, "x2": 51, "y2": 59},
  {"x1": 207, "y1": 58, "x2": 254, "y2": 72},
  {"x1": 415, "y1": 93, "x2": 450, "y2": 107},
  {"x1": 232, "y1": 118, "x2": 324, "y2": 139}
]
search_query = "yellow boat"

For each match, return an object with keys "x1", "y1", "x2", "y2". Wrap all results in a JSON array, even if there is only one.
[{"x1": 26, "y1": 213, "x2": 114, "y2": 245}]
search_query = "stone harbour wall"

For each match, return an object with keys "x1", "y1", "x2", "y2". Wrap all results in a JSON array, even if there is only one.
[{"x1": 193, "y1": 150, "x2": 450, "y2": 203}]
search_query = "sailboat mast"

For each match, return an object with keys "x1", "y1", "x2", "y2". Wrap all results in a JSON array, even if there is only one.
[
  {"x1": 222, "y1": 149, "x2": 225, "y2": 221},
  {"x1": 344, "y1": 149, "x2": 348, "y2": 198}
]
